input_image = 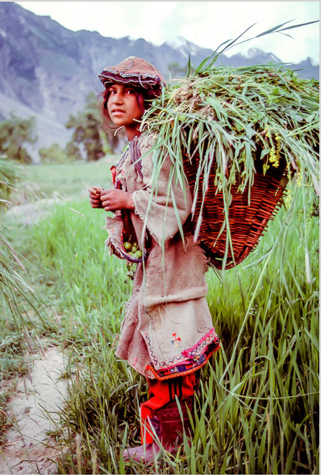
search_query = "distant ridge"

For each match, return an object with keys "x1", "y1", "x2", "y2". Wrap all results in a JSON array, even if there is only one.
[{"x1": 0, "y1": 2, "x2": 318, "y2": 158}]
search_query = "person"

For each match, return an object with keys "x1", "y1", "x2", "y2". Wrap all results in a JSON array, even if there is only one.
[{"x1": 89, "y1": 56, "x2": 220, "y2": 463}]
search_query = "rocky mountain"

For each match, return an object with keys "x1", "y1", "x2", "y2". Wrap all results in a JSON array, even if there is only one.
[{"x1": 0, "y1": 2, "x2": 319, "y2": 160}]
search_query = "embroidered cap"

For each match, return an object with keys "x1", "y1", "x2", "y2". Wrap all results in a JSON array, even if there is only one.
[{"x1": 98, "y1": 56, "x2": 165, "y2": 92}]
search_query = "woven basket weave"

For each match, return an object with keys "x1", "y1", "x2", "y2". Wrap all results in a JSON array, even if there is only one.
[{"x1": 183, "y1": 151, "x2": 287, "y2": 270}]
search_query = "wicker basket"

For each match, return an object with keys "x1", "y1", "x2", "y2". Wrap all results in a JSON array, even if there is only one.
[{"x1": 183, "y1": 151, "x2": 288, "y2": 270}]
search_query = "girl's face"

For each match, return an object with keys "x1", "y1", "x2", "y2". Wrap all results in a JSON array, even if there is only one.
[{"x1": 107, "y1": 84, "x2": 144, "y2": 138}]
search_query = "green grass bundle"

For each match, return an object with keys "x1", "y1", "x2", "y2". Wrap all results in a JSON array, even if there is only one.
[
  {"x1": 144, "y1": 63, "x2": 319, "y2": 187},
  {"x1": 141, "y1": 62, "x2": 319, "y2": 267}
]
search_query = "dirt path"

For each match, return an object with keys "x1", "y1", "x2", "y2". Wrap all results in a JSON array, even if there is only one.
[
  {"x1": 6, "y1": 198, "x2": 61, "y2": 227},
  {"x1": 0, "y1": 346, "x2": 67, "y2": 475}
]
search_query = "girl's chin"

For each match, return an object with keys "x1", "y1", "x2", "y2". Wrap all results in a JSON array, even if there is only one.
[
  {"x1": 111, "y1": 121, "x2": 139, "y2": 130},
  {"x1": 110, "y1": 119, "x2": 127, "y2": 127}
]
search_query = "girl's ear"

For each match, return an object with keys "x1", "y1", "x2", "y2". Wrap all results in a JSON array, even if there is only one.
[{"x1": 136, "y1": 91, "x2": 146, "y2": 113}]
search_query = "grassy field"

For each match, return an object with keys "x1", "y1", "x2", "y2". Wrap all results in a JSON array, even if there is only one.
[
  {"x1": 1, "y1": 160, "x2": 319, "y2": 474},
  {"x1": 7, "y1": 156, "x2": 118, "y2": 205}
]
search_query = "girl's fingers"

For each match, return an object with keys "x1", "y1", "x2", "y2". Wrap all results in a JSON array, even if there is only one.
[
  {"x1": 90, "y1": 199, "x2": 101, "y2": 207},
  {"x1": 89, "y1": 187, "x2": 105, "y2": 209},
  {"x1": 89, "y1": 186, "x2": 103, "y2": 197},
  {"x1": 102, "y1": 198, "x2": 114, "y2": 211},
  {"x1": 89, "y1": 195, "x2": 99, "y2": 201}
]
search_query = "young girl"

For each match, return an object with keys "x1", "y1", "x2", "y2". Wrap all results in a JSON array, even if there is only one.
[{"x1": 89, "y1": 56, "x2": 220, "y2": 463}]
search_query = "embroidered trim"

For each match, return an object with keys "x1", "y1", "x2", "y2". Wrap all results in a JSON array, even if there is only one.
[
  {"x1": 144, "y1": 327, "x2": 218, "y2": 369},
  {"x1": 100, "y1": 69, "x2": 162, "y2": 81},
  {"x1": 98, "y1": 70, "x2": 164, "y2": 89},
  {"x1": 144, "y1": 327, "x2": 220, "y2": 380},
  {"x1": 145, "y1": 333, "x2": 220, "y2": 380}
]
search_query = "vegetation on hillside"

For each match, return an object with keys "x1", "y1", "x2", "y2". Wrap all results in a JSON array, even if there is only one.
[
  {"x1": 65, "y1": 92, "x2": 125, "y2": 161},
  {"x1": 0, "y1": 114, "x2": 37, "y2": 163}
]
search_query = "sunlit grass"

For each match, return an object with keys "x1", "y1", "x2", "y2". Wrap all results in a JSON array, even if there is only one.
[{"x1": 3, "y1": 178, "x2": 317, "y2": 474}]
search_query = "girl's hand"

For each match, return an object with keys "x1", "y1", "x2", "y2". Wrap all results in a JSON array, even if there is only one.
[
  {"x1": 89, "y1": 186, "x2": 103, "y2": 208},
  {"x1": 100, "y1": 189, "x2": 134, "y2": 212}
]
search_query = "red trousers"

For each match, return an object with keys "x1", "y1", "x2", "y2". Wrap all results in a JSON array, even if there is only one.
[{"x1": 140, "y1": 374, "x2": 196, "y2": 444}]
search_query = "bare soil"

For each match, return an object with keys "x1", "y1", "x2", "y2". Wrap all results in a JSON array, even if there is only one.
[
  {"x1": 0, "y1": 346, "x2": 66, "y2": 475},
  {"x1": 6, "y1": 199, "x2": 60, "y2": 227}
]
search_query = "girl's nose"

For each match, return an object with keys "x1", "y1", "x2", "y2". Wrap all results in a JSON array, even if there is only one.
[{"x1": 113, "y1": 91, "x2": 124, "y2": 104}]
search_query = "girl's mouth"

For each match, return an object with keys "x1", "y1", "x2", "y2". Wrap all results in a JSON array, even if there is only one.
[{"x1": 111, "y1": 109, "x2": 125, "y2": 116}]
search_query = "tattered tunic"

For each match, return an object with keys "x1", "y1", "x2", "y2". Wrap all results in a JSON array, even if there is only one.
[{"x1": 106, "y1": 133, "x2": 220, "y2": 380}]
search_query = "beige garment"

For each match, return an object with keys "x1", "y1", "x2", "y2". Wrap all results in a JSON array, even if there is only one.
[{"x1": 105, "y1": 133, "x2": 220, "y2": 380}]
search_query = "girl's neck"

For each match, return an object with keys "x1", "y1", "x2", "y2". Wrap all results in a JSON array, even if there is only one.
[{"x1": 125, "y1": 124, "x2": 141, "y2": 142}]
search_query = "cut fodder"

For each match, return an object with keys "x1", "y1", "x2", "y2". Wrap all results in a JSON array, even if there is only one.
[{"x1": 141, "y1": 64, "x2": 319, "y2": 269}]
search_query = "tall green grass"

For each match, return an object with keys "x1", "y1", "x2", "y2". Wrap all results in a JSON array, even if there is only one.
[
  {"x1": 0, "y1": 158, "x2": 45, "y2": 437},
  {"x1": 11, "y1": 180, "x2": 318, "y2": 474}
]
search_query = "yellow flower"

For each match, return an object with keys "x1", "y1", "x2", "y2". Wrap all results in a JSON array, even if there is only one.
[
  {"x1": 284, "y1": 189, "x2": 292, "y2": 210},
  {"x1": 296, "y1": 170, "x2": 302, "y2": 187}
]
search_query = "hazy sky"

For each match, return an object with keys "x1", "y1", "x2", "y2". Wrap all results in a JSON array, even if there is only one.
[{"x1": 17, "y1": 1, "x2": 319, "y2": 64}]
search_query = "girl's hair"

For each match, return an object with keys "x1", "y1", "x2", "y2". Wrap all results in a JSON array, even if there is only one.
[{"x1": 101, "y1": 85, "x2": 159, "y2": 128}]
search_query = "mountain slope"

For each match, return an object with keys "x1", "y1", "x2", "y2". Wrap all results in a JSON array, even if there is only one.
[{"x1": 0, "y1": 2, "x2": 318, "y2": 159}]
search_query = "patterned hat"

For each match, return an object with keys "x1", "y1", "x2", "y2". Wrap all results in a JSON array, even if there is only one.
[{"x1": 98, "y1": 56, "x2": 165, "y2": 91}]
